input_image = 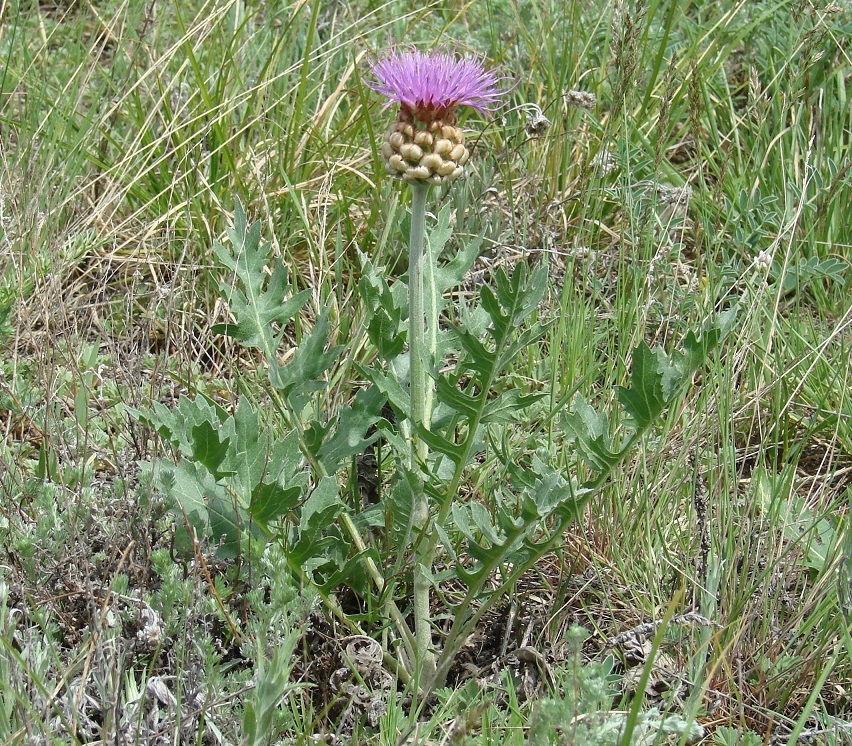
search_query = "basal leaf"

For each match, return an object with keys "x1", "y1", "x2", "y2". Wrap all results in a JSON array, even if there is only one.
[
  {"x1": 452, "y1": 328, "x2": 495, "y2": 381},
  {"x1": 496, "y1": 321, "x2": 554, "y2": 371},
  {"x1": 681, "y1": 306, "x2": 738, "y2": 372},
  {"x1": 317, "y1": 386, "x2": 384, "y2": 473},
  {"x1": 150, "y1": 460, "x2": 244, "y2": 559},
  {"x1": 190, "y1": 420, "x2": 232, "y2": 478},
  {"x1": 616, "y1": 342, "x2": 677, "y2": 430},
  {"x1": 225, "y1": 397, "x2": 269, "y2": 496},
  {"x1": 424, "y1": 204, "x2": 454, "y2": 267},
  {"x1": 207, "y1": 491, "x2": 245, "y2": 560},
  {"x1": 368, "y1": 307, "x2": 406, "y2": 360},
  {"x1": 560, "y1": 397, "x2": 621, "y2": 472},
  {"x1": 618, "y1": 308, "x2": 738, "y2": 431},
  {"x1": 276, "y1": 310, "x2": 342, "y2": 412},
  {"x1": 417, "y1": 426, "x2": 464, "y2": 466},
  {"x1": 290, "y1": 486, "x2": 356, "y2": 591},
  {"x1": 249, "y1": 480, "x2": 302, "y2": 530},
  {"x1": 300, "y1": 476, "x2": 343, "y2": 538},
  {"x1": 213, "y1": 201, "x2": 310, "y2": 382},
  {"x1": 359, "y1": 253, "x2": 407, "y2": 361},
  {"x1": 481, "y1": 389, "x2": 546, "y2": 424},
  {"x1": 360, "y1": 365, "x2": 410, "y2": 421},
  {"x1": 430, "y1": 204, "x2": 483, "y2": 302},
  {"x1": 382, "y1": 467, "x2": 421, "y2": 576},
  {"x1": 469, "y1": 502, "x2": 503, "y2": 546},
  {"x1": 136, "y1": 395, "x2": 229, "y2": 458},
  {"x1": 480, "y1": 284, "x2": 508, "y2": 340},
  {"x1": 435, "y1": 375, "x2": 480, "y2": 420}
]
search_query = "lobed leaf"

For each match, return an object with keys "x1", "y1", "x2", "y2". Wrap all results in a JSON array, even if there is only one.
[
  {"x1": 317, "y1": 386, "x2": 385, "y2": 473},
  {"x1": 213, "y1": 200, "x2": 310, "y2": 385},
  {"x1": 560, "y1": 397, "x2": 622, "y2": 472},
  {"x1": 275, "y1": 310, "x2": 343, "y2": 413}
]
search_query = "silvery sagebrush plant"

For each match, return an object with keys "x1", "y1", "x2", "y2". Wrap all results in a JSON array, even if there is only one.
[{"x1": 134, "y1": 47, "x2": 736, "y2": 698}]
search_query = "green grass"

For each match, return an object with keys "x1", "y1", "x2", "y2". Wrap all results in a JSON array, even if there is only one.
[{"x1": 1, "y1": 0, "x2": 851, "y2": 742}]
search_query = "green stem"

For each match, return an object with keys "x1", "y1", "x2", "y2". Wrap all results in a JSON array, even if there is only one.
[
  {"x1": 407, "y1": 181, "x2": 437, "y2": 684},
  {"x1": 408, "y1": 182, "x2": 431, "y2": 467}
]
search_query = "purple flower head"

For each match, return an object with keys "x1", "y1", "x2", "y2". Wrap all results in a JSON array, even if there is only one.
[{"x1": 370, "y1": 49, "x2": 504, "y2": 123}]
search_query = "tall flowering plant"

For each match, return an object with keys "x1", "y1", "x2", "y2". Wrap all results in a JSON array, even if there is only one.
[
  {"x1": 367, "y1": 48, "x2": 506, "y2": 685},
  {"x1": 136, "y1": 45, "x2": 736, "y2": 706}
]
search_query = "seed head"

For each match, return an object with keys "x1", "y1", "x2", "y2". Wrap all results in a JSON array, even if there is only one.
[{"x1": 564, "y1": 90, "x2": 597, "y2": 110}]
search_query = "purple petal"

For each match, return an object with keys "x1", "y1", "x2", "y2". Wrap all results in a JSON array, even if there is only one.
[{"x1": 369, "y1": 49, "x2": 504, "y2": 120}]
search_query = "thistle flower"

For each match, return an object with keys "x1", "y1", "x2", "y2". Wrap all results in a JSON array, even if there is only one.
[{"x1": 369, "y1": 49, "x2": 504, "y2": 185}]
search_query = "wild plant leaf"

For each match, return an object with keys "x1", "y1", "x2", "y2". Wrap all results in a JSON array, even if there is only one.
[
  {"x1": 382, "y1": 467, "x2": 420, "y2": 576},
  {"x1": 368, "y1": 307, "x2": 406, "y2": 361},
  {"x1": 207, "y1": 490, "x2": 245, "y2": 559},
  {"x1": 360, "y1": 366, "x2": 410, "y2": 422},
  {"x1": 616, "y1": 342, "x2": 680, "y2": 430},
  {"x1": 189, "y1": 420, "x2": 233, "y2": 479},
  {"x1": 241, "y1": 640, "x2": 302, "y2": 746},
  {"x1": 680, "y1": 306, "x2": 738, "y2": 372},
  {"x1": 522, "y1": 455, "x2": 580, "y2": 520},
  {"x1": 134, "y1": 395, "x2": 229, "y2": 457},
  {"x1": 488, "y1": 262, "x2": 547, "y2": 331},
  {"x1": 249, "y1": 480, "x2": 302, "y2": 530},
  {"x1": 771, "y1": 255, "x2": 849, "y2": 293},
  {"x1": 416, "y1": 426, "x2": 465, "y2": 466},
  {"x1": 479, "y1": 284, "x2": 508, "y2": 341},
  {"x1": 435, "y1": 375, "x2": 480, "y2": 419},
  {"x1": 429, "y1": 204, "x2": 483, "y2": 301},
  {"x1": 299, "y1": 476, "x2": 343, "y2": 538},
  {"x1": 288, "y1": 477, "x2": 360, "y2": 589},
  {"x1": 224, "y1": 397, "x2": 270, "y2": 495},
  {"x1": 512, "y1": 263, "x2": 549, "y2": 325},
  {"x1": 452, "y1": 327, "x2": 495, "y2": 381},
  {"x1": 474, "y1": 263, "x2": 548, "y2": 370},
  {"x1": 272, "y1": 430, "x2": 307, "y2": 483},
  {"x1": 321, "y1": 549, "x2": 382, "y2": 597},
  {"x1": 275, "y1": 310, "x2": 343, "y2": 413},
  {"x1": 481, "y1": 389, "x2": 546, "y2": 424},
  {"x1": 495, "y1": 321, "x2": 553, "y2": 372},
  {"x1": 359, "y1": 253, "x2": 407, "y2": 361},
  {"x1": 212, "y1": 200, "x2": 310, "y2": 384},
  {"x1": 452, "y1": 458, "x2": 589, "y2": 590},
  {"x1": 317, "y1": 386, "x2": 384, "y2": 473},
  {"x1": 424, "y1": 204, "x2": 454, "y2": 266},
  {"x1": 618, "y1": 308, "x2": 737, "y2": 431},
  {"x1": 246, "y1": 428, "x2": 308, "y2": 530},
  {"x1": 145, "y1": 460, "x2": 245, "y2": 559},
  {"x1": 560, "y1": 397, "x2": 622, "y2": 472},
  {"x1": 469, "y1": 502, "x2": 504, "y2": 546}
]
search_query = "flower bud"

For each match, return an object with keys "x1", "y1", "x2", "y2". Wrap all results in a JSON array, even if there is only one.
[
  {"x1": 436, "y1": 160, "x2": 457, "y2": 176},
  {"x1": 379, "y1": 110, "x2": 474, "y2": 185},
  {"x1": 433, "y1": 139, "x2": 453, "y2": 156},
  {"x1": 449, "y1": 144, "x2": 466, "y2": 162},
  {"x1": 420, "y1": 153, "x2": 443, "y2": 170},
  {"x1": 414, "y1": 131, "x2": 433, "y2": 148},
  {"x1": 399, "y1": 143, "x2": 424, "y2": 162}
]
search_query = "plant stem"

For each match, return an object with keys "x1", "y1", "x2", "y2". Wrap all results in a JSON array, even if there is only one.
[
  {"x1": 408, "y1": 181, "x2": 431, "y2": 468},
  {"x1": 407, "y1": 181, "x2": 437, "y2": 684}
]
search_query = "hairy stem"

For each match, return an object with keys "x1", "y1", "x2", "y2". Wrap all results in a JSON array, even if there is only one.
[
  {"x1": 408, "y1": 182, "x2": 431, "y2": 468},
  {"x1": 407, "y1": 181, "x2": 437, "y2": 684}
]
